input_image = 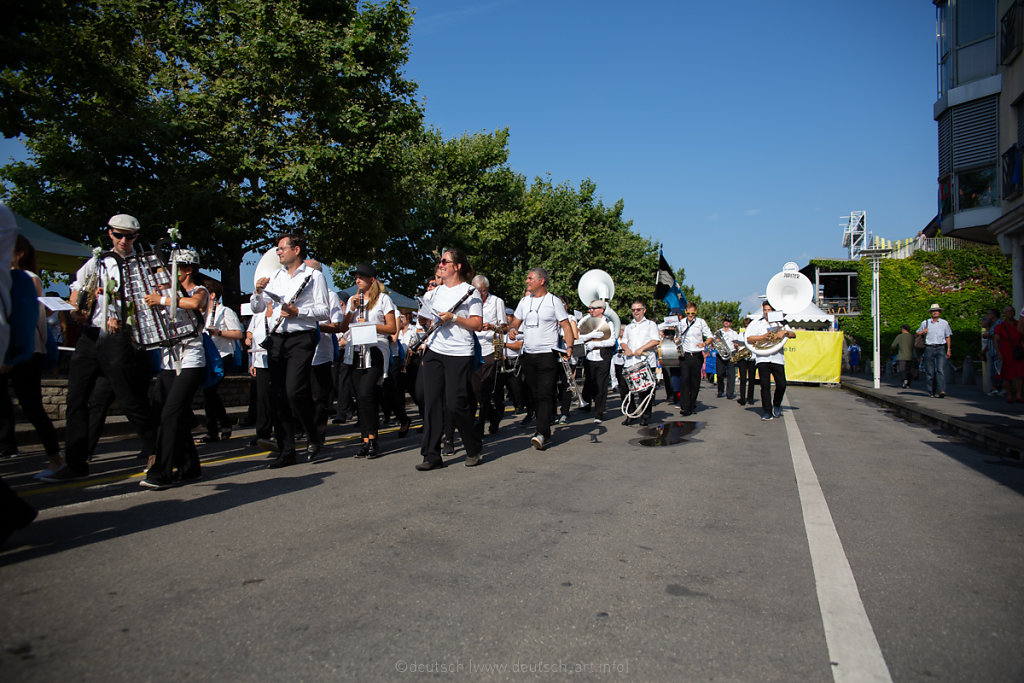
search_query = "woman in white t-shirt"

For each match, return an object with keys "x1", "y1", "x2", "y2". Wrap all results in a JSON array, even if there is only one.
[
  {"x1": 139, "y1": 249, "x2": 209, "y2": 489},
  {"x1": 341, "y1": 263, "x2": 397, "y2": 459},
  {"x1": 415, "y1": 248, "x2": 483, "y2": 471}
]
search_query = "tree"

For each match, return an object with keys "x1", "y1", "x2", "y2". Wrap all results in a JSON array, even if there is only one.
[{"x1": 1, "y1": 0, "x2": 421, "y2": 308}]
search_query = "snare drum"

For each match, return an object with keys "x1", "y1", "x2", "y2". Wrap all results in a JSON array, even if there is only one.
[
  {"x1": 658, "y1": 339, "x2": 679, "y2": 365},
  {"x1": 623, "y1": 360, "x2": 656, "y2": 394}
]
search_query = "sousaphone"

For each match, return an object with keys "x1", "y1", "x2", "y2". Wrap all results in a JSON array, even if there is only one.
[
  {"x1": 576, "y1": 269, "x2": 621, "y2": 340},
  {"x1": 746, "y1": 262, "x2": 812, "y2": 356},
  {"x1": 253, "y1": 247, "x2": 282, "y2": 288}
]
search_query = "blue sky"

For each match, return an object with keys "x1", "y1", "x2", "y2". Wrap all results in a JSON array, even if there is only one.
[
  {"x1": 1, "y1": 0, "x2": 938, "y2": 314},
  {"x1": 406, "y1": 0, "x2": 939, "y2": 313}
]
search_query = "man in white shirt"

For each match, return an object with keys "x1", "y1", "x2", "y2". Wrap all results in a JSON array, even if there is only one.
[
  {"x1": 916, "y1": 302, "x2": 953, "y2": 398},
  {"x1": 674, "y1": 302, "x2": 713, "y2": 417},
  {"x1": 250, "y1": 234, "x2": 331, "y2": 467},
  {"x1": 619, "y1": 299, "x2": 661, "y2": 426},
  {"x1": 578, "y1": 299, "x2": 617, "y2": 423},
  {"x1": 508, "y1": 267, "x2": 575, "y2": 451},
  {"x1": 715, "y1": 316, "x2": 742, "y2": 400},
  {"x1": 471, "y1": 274, "x2": 506, "y2": 436},
  {"x1": 745, "y1": 300, "x2": 796, "y2": 420}
]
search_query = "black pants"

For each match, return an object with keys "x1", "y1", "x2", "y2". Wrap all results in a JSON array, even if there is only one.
[
  {"x1": 679, "y1": 352, "x2": 704, "y2": 413},
  {"x1": 758, "y1": 362, "x2": 786, "y2": 413},
  {"x1": 65, "y1": 329, "x2": 156, "y2": 474},
  {"x1": 353, "y1": 348, "x2": 385, "y2": 440},
  {"x1": 521, "y1": 352, "x2": 558, "y2": 440},
  {"x1": 149, "y1": 367, "x2": 204, "y2": 482},
  {"x1": 0, "y1": 354, "x2": 60, "y2": 456},
  {"x1": 311, "y1": 361, "x2": 334, "y2": 442},
  {"x1": 582, "y1": 356, "x2": 612, "y2": 418},
  {"x1": 267, "y1": 330, "x2": 319, "y2": 455},
  {"x1": 737, "y1": 359, "x2": 757, "y2": 402},
  {"x1": 472, "y1": 356, "x2": 502, "y2": 431},
  {"x1": 420, "y1": 349, "x2": 479, "y2": 464},
  {"x1": 716, "y1": 359, "x2": 736, "y2": 397},
  {"x1": 496, "y1": 363, "x2": 524, "y2": 414},
  {"x1": 202, "y1": 383, "x2": 228, "y2": 437},
  {"x1": 381, "y1": 361, "x2": 409, "y2": 427},
  {"x1": 334, "y1": 359, "x2": 357, "y2": 420},
  {"x1": 253, "y1": 367, "x2": 273, "y2": 439}
]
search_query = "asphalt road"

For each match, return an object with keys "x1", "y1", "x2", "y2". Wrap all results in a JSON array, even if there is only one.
[{"x1": 1, "y1": 384, "x2": 1022, "y2": 681}]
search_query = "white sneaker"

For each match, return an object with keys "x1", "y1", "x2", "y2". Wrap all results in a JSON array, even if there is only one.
[
  {"x1": 593, "y1": 417, "x2": 602, "y2": 424},
  {"x1": 530, "y1": 434, "x2": 548, "y2": 450},
  {"x1": 558, "y1": 415, "x2": 568, "y2": 425}
]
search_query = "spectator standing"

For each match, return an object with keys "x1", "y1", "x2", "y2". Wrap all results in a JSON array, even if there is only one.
[
  {"x1": 993, "y1": 305, "x2": 1024, "y2": 403},
  {"x1": 916, "y1": 303, "x2": 953, "y2": 398},
  {"x1": 890, "y1": 325, "x2": 916, "y2": 388}
]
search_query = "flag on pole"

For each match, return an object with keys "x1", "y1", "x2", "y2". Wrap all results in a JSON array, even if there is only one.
[{"x1": 654, "y1": 250, "x2": 686, "y2": 312}]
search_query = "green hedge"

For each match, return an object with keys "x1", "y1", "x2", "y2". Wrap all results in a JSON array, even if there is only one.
[{"x1": 811, "y1": 245, "x2": 1011, "y2": 364}]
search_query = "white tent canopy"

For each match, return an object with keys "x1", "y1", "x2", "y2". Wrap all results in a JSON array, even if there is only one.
[{"x1": 13, "y1": 211, "x2": 91, "y2": 273}]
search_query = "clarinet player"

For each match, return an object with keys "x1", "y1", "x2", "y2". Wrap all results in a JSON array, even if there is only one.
[{"x1": 250, "y1": 234, "x2": 330, "y2": 468}]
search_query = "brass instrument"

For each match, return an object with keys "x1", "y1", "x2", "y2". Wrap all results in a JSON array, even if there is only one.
[
  {"x1": 731, "y1": 344, "x2": 752, "y2": 363},
  {"x1": 354, "y1": 294, "x2": 374, "y2": 370},
  {"x1": 710, "y1": 329, "x2": 733, "y2": 362},
  {"x1": 552, "y1": 349, "x2": 585, "y2": 406},
  {"x1": 745, "y1": 262, "x2": 812, "y2": 357},
  {"x1": 492, "y1": 323, "x2": 506, "y2": 365},
  {"x1": 76, "y1": 269, "x2": 100, "y2": 319}
]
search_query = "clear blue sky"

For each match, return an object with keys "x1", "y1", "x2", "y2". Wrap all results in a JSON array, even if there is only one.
[
  {"x1": 1, "y1": 1, "x2": 938, "y2": 314},
  {"x1": 407, "y1": 0, "x2": 939, "y2": 313}
]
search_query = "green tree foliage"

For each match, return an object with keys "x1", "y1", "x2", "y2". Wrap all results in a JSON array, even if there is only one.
[
  {"x1": 811, "y1": 244, "x2": 1011, "y2": 362},
  {"x1": 1, "y1": 0, "x2": 421, "y2": 307}
]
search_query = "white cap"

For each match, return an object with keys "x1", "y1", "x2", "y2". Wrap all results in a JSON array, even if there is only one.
[{"x1": 107, "y1": 214, "x2": 140, "y2": 232}]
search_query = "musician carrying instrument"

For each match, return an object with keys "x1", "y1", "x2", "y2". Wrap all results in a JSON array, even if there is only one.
[{"x1": 745, "y1": 262, "x2": 811, "y2": 356}]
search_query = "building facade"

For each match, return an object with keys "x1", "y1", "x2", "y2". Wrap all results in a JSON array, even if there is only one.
[{"x1": 934, "y1": 0, "x2": 1023, "y2": 308}]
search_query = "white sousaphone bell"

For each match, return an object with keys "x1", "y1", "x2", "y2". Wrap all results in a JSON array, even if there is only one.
[
  {"x1": 745, "y1": 261, "x2": 813, "y2": 356},
  {"x1": 253, "y1": 247, "x2": 283, "y2": 288},
  {"x1": 576, "y1": 269, "x2": 621, "y2": 345}
]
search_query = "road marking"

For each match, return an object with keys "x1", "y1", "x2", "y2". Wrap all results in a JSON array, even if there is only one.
[{"x1": 780, "y1": 396, "x2": 892, "y2": 683}]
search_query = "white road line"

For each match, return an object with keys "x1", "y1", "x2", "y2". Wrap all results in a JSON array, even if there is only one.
[{"x1": 781, "y1": 396, "x2": 892, "y2": 683}]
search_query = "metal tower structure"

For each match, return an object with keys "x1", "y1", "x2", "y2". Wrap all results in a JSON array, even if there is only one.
[{"x1": 840, "y1": 211, "x2": 867, "y2": 260}]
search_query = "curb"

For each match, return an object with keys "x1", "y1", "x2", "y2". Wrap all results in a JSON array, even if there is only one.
[{"x1": 841, "y1": 381, "x2": 1024, "y2": 460}]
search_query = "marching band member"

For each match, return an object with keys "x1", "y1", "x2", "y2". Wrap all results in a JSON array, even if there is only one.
[
  {"x1": 471, "y1": 275, "x2": 505, "y2": 436},
  {"x1": 736, "y1": 316, "x2": 757, "y2": 406},
  {"x1": 199, "y1": 279, "x2": 244, "y2": 443},
  {"x1": 715, "y1": 315, "x2": 742, "y2": 400},
  {"x1": 246, "y1": 307, "x2": 276, "y2": 450},
  {"x1": 341, "y1": 263, "x2": 398, "y2": 459},
  {"x1": 619, "y1": 299, "x2": 660, "y2": 426},
  {"x1": 508, "y1": 267, "x2": 575, "y2": 451},
  {"x1": 745, "y1": 300, "x2": 796, "y2": 420},
  {"x1": 250, "y1": 234, "x2": 330, "y2": 468},
  {"x1": 555, "y1": 295, "x2": 579, "y2": 425},
  {"x1": 674, "y1": 302, "x2": 713, "y2": 417},
  {"x1": 43, "y1": 215, "x2": 157, "y2": 483},
  {"x1": 416, "y1": 249, "x2": 483, "y2": 470},
  {"x1": 332, "y1": 329, "x2": 356, "y2": 424},
  {"x1": 497, "y1": 307, "x2": 526, "y2": 416},
  {"x1": 578, "y1": 299, "x2": 616, "y2": 424},
  {"x1": 305, "y1": 260, "x2": 344, "y2": 449},
  {"x1": 139, "y1": 249, "x2": 208, "y2": 489}
]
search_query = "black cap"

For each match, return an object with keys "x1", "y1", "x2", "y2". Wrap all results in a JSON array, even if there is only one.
[
  {"x1": 723, "y1": 315, "x2": 732, "y2": 322},
  {"x1": 351, "y1": 262, "x2": 376, "y2": 278}
]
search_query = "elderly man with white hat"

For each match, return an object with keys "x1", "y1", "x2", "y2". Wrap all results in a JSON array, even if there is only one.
[
  {"x1": 916, "y1": 302, "x2": 953, "y2": 398},
  {"x1": 43, "y1": 214, "x2": 158, "y2": 482}
]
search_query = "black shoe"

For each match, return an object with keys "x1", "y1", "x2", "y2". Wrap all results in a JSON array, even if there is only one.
[
  {"x1": 639, "y1": 417, "x2": 649, "y2": 426},
  {"x1": 331, "y1": 415, "x2": 348, "y2": 425},
  {"x1": 415, "y1": 460, "x2": 444, "y2": 471},
  {"x1": 39, "y1": 465, "x2": 88, "y2": 483},
  {"x1": 716, "y1": 393, "x2": 724, "y2": 398},
  {"x1": 488, "y1": 422, "x2": 500, "y2": 435},
  {"x1": 266, "y1": 453, "x2": 296, "y2": 469},
  {"x1": 306, "y1": 441, "x2": 323, "y2": 460},
  {"x1": 727, "y1": 395, "x2": 736, "y2": 400},
  {"x1": 680, "y1": 409, "x2": 692, "y2": 417},
  {"x1": 622, "y1": 417, "x2": 634, "y2": 426},
  {"x1": 140, "y1": 477, "x2": 176, "y2": 490},
  {"x1": 255, "y1": 438, "x2": 278, "y2": 451},
  {"x1": 355, "y1": 441, "x2": 370, "y2": 458},
  {"x1": 366, "y1": 440, "x2": 382, "y2": 459},
  {"x1": 520, "y1": 414, "x2": 535, "y2": 426},
  {"x1": 398, "y1": 419, "x2": 411, "y2": 438},
  {"x1": 465, "y1": 454, "x2": 482, "y2": 467},
  {"x1": 442, "y1": 439, "x2": 456, "y2": 457}
]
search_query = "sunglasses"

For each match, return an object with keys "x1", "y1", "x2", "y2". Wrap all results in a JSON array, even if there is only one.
[
  {"x1": 438, "y1": 258, "x2": 453, "y2": 265},
  {"x1": 631, "y1": 308, "x2": 644, "y2": 312},
  {"x1": 111, "y1": 231, "x2": 137, "y2": 240}
]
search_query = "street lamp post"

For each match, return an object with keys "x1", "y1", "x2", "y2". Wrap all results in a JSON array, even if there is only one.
[{"x1": 859, "y1": 246, "x2": 889, "y2": 389}]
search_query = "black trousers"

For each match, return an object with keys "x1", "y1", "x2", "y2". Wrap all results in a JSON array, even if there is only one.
[
  {"x1": 353, "y1": 348, "x2": 385, "y2": 440},
  {"x1": 679, "y1": 352, "x2": 704, "y2": 413},
  {"x1": 253, "y1": 367, "x2": 273, "y2": 439},
  {"x1": 521, "y1": 352, "x2": 558, "y2": 439},
  {"x1": 65, "y1": 329, "x2": 156, "y2": 473},
  {"x1": 716, "y1": 359, "x2": 736, "y2": 397},
  {"x1": 582, "y1": 356, "x2": 612, "y2": 417},
  {"x1": 149, "y1": 367, "x2": 204, "y2": 482},
  {"x1": 381, "y1": 360, "x2": 409, "y2": 426},
  {"x1": 758, "y1": 361, "x2": 787, "y2": 412},
  {"x1": 737, "y1": 359, "x2": 757, "y2": 402},
  {"x1": 0, "y1": 354, "x2": 60, "y2": 456},
  {"x1": 420, "y1": 349, "x2": 479, "y2": 464},
  {"x1": 311, "y1": 361, "x2": 333, "y2": 442},
  {"x1": 202, "y1": 383, "x2": 228, "y2": 437},
  {"x1": 472, "y1": 356, "x2": 502, "y2": 430},
  {"x1": 333, "y1": 359, "x2": 356, "y2": 420},
  {"x1": 267, "y1": 330, "x2": 319, "y2": 455}
]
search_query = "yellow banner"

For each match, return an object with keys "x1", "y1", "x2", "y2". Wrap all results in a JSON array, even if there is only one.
[{"x1": 782, "y1": 330, "x2": 843, "y2": 383}]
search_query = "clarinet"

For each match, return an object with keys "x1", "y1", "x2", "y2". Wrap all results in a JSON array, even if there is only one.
[
  {"x1": 260, "y1": 272, "x2": 314, "y2": 348},
  {"x1": 404, "y1": 285, "x2": 476, "y2": 367}
]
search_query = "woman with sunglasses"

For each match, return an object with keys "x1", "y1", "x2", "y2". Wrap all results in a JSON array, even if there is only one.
[
  {"x1": 415, "y1": 249, "x2": 483, "y2": 470},
  {"x1": 42, "y1": 214, "x2": 158, "y2": 483},
  {"x1": 341, "y1": 262, "x2": 398, "y2": 459}
]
